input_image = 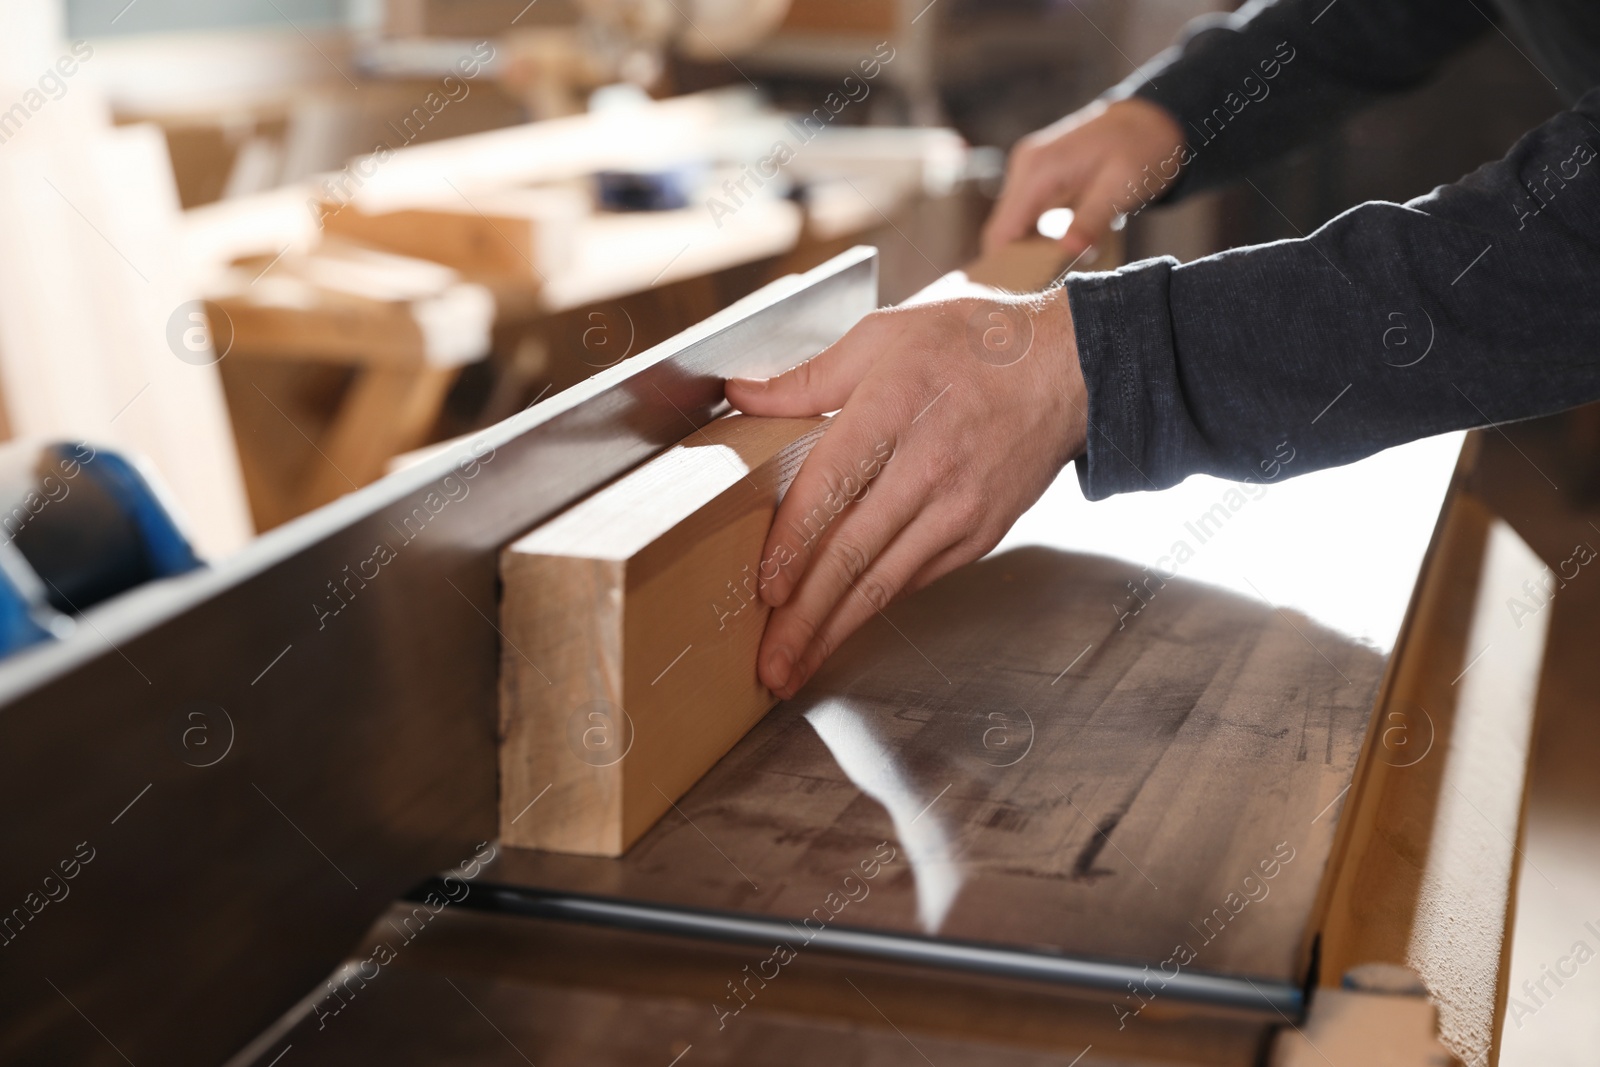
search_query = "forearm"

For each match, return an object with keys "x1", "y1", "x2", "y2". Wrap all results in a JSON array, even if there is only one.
[
  {"x1": 1110, "y1": 0, "x2": 1493, "y2": 198},
  {"x1": 1067, "y1": 87, "x2": 1600, "y2": 498}
]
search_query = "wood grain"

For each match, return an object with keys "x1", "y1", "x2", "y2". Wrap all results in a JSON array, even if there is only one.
[{"x1": 499, "y1": 414, "x2": 829, "y2": 855}]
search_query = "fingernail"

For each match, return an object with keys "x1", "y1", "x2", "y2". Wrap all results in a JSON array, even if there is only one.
[
  {"x1": 767, "y1": 646, "x2": 794, "y2": 691},
  {"x1": 730, "y1": 377, "x2": 770, "y2": 392}
]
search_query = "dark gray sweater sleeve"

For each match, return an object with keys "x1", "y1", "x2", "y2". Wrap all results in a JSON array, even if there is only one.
[
  {"x1": 1106, "y1": 0, "x2": 1494, "y2": 198},
  {"x1": 1067, "y1": 85, "x2": 1600, "y2": 499}
]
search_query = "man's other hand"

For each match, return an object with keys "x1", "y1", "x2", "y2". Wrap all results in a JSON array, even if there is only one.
[{"x1": 982, "y1": 98, "x2": 1186, "y2": 262}]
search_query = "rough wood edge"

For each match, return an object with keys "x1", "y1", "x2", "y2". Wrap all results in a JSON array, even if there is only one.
[
  {"x1": 498, "y1": 553, "x2": 628, "y2": 855},
  {"x1": 1308, "y1": 432, "x2": 1546, "y2": 1065}
]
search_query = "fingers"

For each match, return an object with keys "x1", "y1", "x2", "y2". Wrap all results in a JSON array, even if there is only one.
[
  {"x1": 985, "y1": 161, "x2": 1126, "y2": 265},
  {"x1": 771, "y1": 511, "x2": 979, "y2": 700},
  {"x1": 981, "y1": 146, "x2": 1069, "y2": 255},
  {"x1": 757, "y1": 471, "x2": 926, "y2": 695},
  {"x1": 1056, "y1": 167, "x2": 1129, "y2": 263},
  {"x1": 756, "y1": 395, "x2": 900, "y2": 610},
  {"x1": 725, "y1": 317, "x2": 882, "y2": 418}
]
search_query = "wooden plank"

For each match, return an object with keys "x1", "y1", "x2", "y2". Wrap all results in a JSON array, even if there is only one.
[
  {"x1": 1271, "y1": 988, "x2": 1455, "y2": 1066},
  {"x1": 212, "y1": 290, "x2": 467, "y2": 368},
  {"x1": 1312, "y1": 482, "x2": 1546, "y2": 1066},
  {"x1": 323, "y1": 203, "x2": 538, "y2": 280},
  {"x1": 320, "y1": 186, "x2": 585, "y2": 285},
  {"x1": 962, "y1": 235, "x2": 1081, "y2": 291},
  {"x1": 346, "y1": 90, "x2": 752, "y2": 213},
  {"x1": 325, "y1": 193, "x2": 802, "y2": 318},
  {"x1": 209, "y1": 241, "x2": 495, "y2": 368},
  {"x1": 539, "y1": 200, "x2": 804, "y2": 314},
  {"x1": 500, "y1": 414, "x2": 829, "y2": 855},
  {"x1": 300, "y1": 364, "x2": 461, "y2": 512},
  {"x1": 961, "y1": 233, "x2": 1126, "y2": 292}
]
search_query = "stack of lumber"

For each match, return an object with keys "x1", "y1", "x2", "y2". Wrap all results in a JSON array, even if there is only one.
[{"x1": 170, "y1": 87, "x2": 972, "y2": 527}]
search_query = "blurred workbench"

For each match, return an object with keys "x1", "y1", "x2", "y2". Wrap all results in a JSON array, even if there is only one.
[{"x1": 184, "y1": 88, "x2": 985, "y2": 529}]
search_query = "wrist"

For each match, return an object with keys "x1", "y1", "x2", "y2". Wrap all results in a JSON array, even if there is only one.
[{"x1": 1036, "y1": 285, "x2": 1088, "y2": 465}]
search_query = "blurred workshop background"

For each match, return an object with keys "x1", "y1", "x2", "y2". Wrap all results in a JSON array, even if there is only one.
[{"x1": 0, "y1": 0, "x2": 1558, "y2": 549}]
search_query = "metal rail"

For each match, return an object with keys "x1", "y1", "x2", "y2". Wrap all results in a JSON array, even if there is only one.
[{"x1": 421, "y1": 880, "x2": 1305, "y2": 1020}]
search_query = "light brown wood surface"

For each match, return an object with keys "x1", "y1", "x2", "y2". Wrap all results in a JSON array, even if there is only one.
[
  {"x1": 320, "y1": 186, "x2": 585, "y2": 286},
  {"x1": 1313, "y1": 482, "x2": 1546, "y2": 1066},
  {"x1": 1270, "y1": 988, "x2": 1456, "y2": 1066},
  {"x1": 499, "y1": 413, "x2": 829, "y2": 855},
  {"x1": 210, "y1": 240, "x2": 494, "y2": 367},
  {"x1": 962, "y1": 234, "x2": 1083, "y2": 291}
]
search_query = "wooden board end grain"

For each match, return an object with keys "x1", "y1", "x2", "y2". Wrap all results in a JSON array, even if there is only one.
[{"x1": 499, "y1": 413, "x2": 828, "y2": 855}]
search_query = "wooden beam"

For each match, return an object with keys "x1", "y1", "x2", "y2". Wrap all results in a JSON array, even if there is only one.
[
  {"x1": 499, "y1": 413, "x2": 829, "y2": 855},
  {"x1": 299, "y1": 364, "x2": 461, "y2": 513},
  {"x1": 1271, "y1": 987, "x2": 1457, "y2": 1066},
  {"x1": 961, "y1": 233, "x2": 1125, "y2": 292},
  {"x1": 319, "y1": 186, "x2": 585, "y2": 286},
  {"x1": 209, "y1": 240, "x2": 494, "y2": 367},
  {"x1": 1312, "y1": 464, "x2": 1546, "y2": 1066},
  {"x1": 347, "y1": 90, "x2": 750, "y2": 213}
]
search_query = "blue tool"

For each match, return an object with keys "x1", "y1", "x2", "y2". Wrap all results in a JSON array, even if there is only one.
[{"x1": 0, "y1": 441, "x2": 202, "y2": 656}]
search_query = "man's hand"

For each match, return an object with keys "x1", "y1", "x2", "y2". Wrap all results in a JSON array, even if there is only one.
[
  {"x1": 724, "y1": 282, "x2": 1087, "y2": 699},
  {"x1": 983, "y1": 98, "x2": 1186, "y2": 262}
]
